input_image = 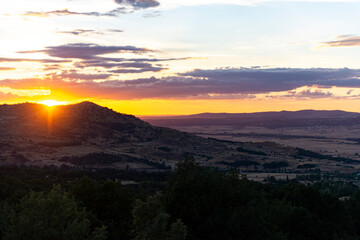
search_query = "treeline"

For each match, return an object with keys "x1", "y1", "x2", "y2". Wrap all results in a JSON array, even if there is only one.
[{"x1": 2, "y1": 162, "x2": 360, "y2": 239}]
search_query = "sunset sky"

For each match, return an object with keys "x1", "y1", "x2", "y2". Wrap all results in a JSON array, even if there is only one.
[{"x1": 2, "y1": 0, "x2": 360, "y2": 115}]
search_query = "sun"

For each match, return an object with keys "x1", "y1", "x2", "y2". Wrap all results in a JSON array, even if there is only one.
[{"x1": 38, "y1": 100, "x2": 67, "y2": 107}]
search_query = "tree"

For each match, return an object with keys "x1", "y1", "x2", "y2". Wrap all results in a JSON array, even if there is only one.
[
  {"x1": 133, "y1": 194, "x2": 187, "y2": 240},
  {"x1": 72, "y1": 177, "x2": 134, "y2": 240},
  {"x1": 3, "y1": 185, "x2": 107, "y2": 240},
  {"x1": 164, "y1": 159, "x2": 288, "y2": 240}
]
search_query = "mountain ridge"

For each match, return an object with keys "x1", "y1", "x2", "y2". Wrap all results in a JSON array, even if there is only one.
[
  {"x1": 142, "y1": 109, "x2": 360, "y2": 128},
  {"x1": 0, "y1": 102, "x2": 358, "y2": 173}
]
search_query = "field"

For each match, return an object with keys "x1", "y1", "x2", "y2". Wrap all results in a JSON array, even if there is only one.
[{"x1": 172, "y1": 125, "x2": 360, "y2": 159}]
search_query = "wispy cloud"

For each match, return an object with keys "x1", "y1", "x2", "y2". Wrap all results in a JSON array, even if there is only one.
[
  {"x1": 0, "y1": 67, "x2": 16, "y2": 71},
  {"x1": 56, "y1": 29, "x2": 123, "y2": 36},
  {"x1": 22, "y1": 0, "x2": 160, "y2": 18},
  {"x1": 0, "y1": 57, "x2": 70, "y2": 63},
  {"x1": 143, "y1": 10, "x2": 161, "y2": 18},
  {"x1": 320, "y1": 35, "x2": 360, "y2": 48},
  {"x1": 57, "y1": 29, "x2": 101, "y2": 36},
  {"x1": 23, "y1": 8, "x2": 129, "y2": 18},
  {"x1": 267, "y1": 88, "x2": 334, "y2": 100},
  {"x1": 48, "y1": 71, "x2": 111, "y2": 81}
]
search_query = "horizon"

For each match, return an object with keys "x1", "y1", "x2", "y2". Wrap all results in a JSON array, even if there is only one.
[
  {"x1": 2, "y1": 1, "x2": 360, "y2": 114},
  {"x1": 3, "y1": 100, "x2": 360, "y2": 117}
]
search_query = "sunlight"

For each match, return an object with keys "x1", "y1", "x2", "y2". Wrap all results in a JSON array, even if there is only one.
[{"x1": 38, "y1": 100, "x2": 67, "y2": 107}]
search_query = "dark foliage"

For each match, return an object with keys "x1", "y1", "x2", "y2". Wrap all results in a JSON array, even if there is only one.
[
  {"x1": 236, "y1": 147, "x2": 267, "y2": 156},
  {"x1": 263, "y1": 161, "x2": 289, "y2": 169},
  {"x1": 0, "y1": 162, "x2": 360, "y2": 239},
  {"x1": 217, "y1": 160, "x2": 260, "y2": 167},
  {"x1": 297, "y1": 164, "x2": 317, "y2": 169}
]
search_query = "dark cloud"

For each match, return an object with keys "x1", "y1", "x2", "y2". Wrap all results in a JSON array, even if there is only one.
[
  {"x1": 23, "y1": 8, "x2": 128, "y2": 17},
  {"x1": 110, "y1": 66, "x2": 166, "y2": 73},
  {"x1": 15, "y1": 43, "x2": 186, "y2": 75},
  {"x1": 114, "y1": 0, "x2": 160, "y2": 9},
  {"x1": 320, "y1": 35, "x2": 360, "y2": 48},
  {"x1": 75, "y1": 61, "x2": 154, "y2": 69},
  {"x1": 181, "y1": 68, "x2": 360, "y2": 93},
  {"x1": 101, "y1": 57, "x2": 189, "y2": 63},
  {"x1": 74, "y1": 57, "x2": 189, "y2": 69},
  {"x1": 0, "y1": 57, "x2": 70, "y2": 63},
  {"x1": 18, "y1": 43, "x2": 154, "y2": 60},
  {"x1": 76, "y1": 61, "x2": 167, "y2": 73},
  {"x1": 2, "y1": 68, "x2": 360, "y2": 100}
]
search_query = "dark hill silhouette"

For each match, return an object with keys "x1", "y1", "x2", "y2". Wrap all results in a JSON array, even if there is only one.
[
  {"x1": 142, "y1": 110, "x2": 360, "y2": 128},
  {"x1": 0, "y1": 102, "x2": 357, "y2": 172}
]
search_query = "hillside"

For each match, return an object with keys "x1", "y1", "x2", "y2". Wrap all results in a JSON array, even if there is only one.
[
  {"x1": 142, "y1": 110, "x2": 360, "y2": 128},
  {"x1": 0, "y1": 102, "x2": 359, "y2": 173}
]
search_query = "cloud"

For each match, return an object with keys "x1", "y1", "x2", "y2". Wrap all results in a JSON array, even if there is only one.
[
  {"x1": 0, "y1": 57, "x2": 70, "y2": 63},
  {"x1": 110, "y1": 66, "x2": 166, "y2": 73},
  {"x1": 48, "y1": 71, "x2": 111, "y2": 81},
  {"x1": 22, "y1": 0, "x2": 160, "y2": 18},
  {"x1": 143, "y1": 11, "x2": 161, "y2": 18},
  {"x1": 108, "y1": 29, "x2": 124, "y2": 33},
  {"x1": 114, "y1": 0, "x2": 160, "y2": 9},
  {"x1": 0, "y1": 67, "x2": 15, "y2": 71},
  {"x1": 18, "y1": 43, "x2": 154, "y2": 60},
  {"x1": 2, "y1": 68, "x2": 360, "y2": 100},
  {"x1": 268, "y1": 89, "x2": 334, "y2": 100},
  {"x1": 23, "y1": 8, "x2": 129, "y2": 18},
  {"x1": 73, "y1": 57, "x2": 190, "y2": 70},
  {"x1": 57, "y1": 29, "x2": 101, "y2": 36},
  {"x1": 16, "y1": 43, "x2": 186, "y2": 75},
  {"x1": 3, "y1": 68, "x2": 360, "y2": 100},
  {"x1": 320, "y1": 35, "x2": 360, "y2": 48},
  {"x1": 57, "y1": 29, "x2": 124, "y2": 36},
  {"x1": 181, "y1": 68, "x2": 360, "y2": 93},
  {"x1": 75, "y1": 60, "x2": 167, "y2": 73},
  {"x1": 0, "y1": 91, "x2": 18, "y2": 101},
  {"x1": 43, "y1": 64, "x2": 62, "y2": 71}
]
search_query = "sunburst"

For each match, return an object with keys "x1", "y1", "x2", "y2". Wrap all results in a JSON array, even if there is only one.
[{"x1": 38, "y1": 100, "x2": 67, "y2": 107}]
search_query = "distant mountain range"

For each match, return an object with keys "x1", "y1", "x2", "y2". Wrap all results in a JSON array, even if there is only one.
[
  {"x1": 142, "y1": 110, "x2": 360, "y2": 128},
  {"x1": 0, "y1": 102, "x2": 358, "y2": 172}
]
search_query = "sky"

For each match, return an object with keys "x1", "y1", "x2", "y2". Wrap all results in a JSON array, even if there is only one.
[{"x1": 2, "y1": 0, "x2": 360, "y2": 115}]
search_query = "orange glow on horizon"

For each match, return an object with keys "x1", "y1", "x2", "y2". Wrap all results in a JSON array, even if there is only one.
[
  {"x1": 38, "y1": 100, "x2": 68, "y2": 107},
  {"x1": 2, "y1": 95, "x2": 360, "y2": 116}
]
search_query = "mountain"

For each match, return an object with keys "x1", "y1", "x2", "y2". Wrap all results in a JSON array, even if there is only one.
[
  {"x1": 0, "y1": 102, "x2": 358, "y2": 173},
  {"x1": 142, "y1": 110, "x2": 360, "y2": 128}
]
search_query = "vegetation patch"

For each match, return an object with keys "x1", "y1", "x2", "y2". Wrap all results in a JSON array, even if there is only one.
[
  {"x1": 236, "y1": 147, "x2": 267, "y2": 156},
  {"x1": 297, "y1": 164, "x2": 317, "y2": 169},
  {"x1": 263, "y1": 161, "x2": 289, "y2": 169},
  {"x1": 217, "y1": 160, "x2": 260, "y2": 167}
]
